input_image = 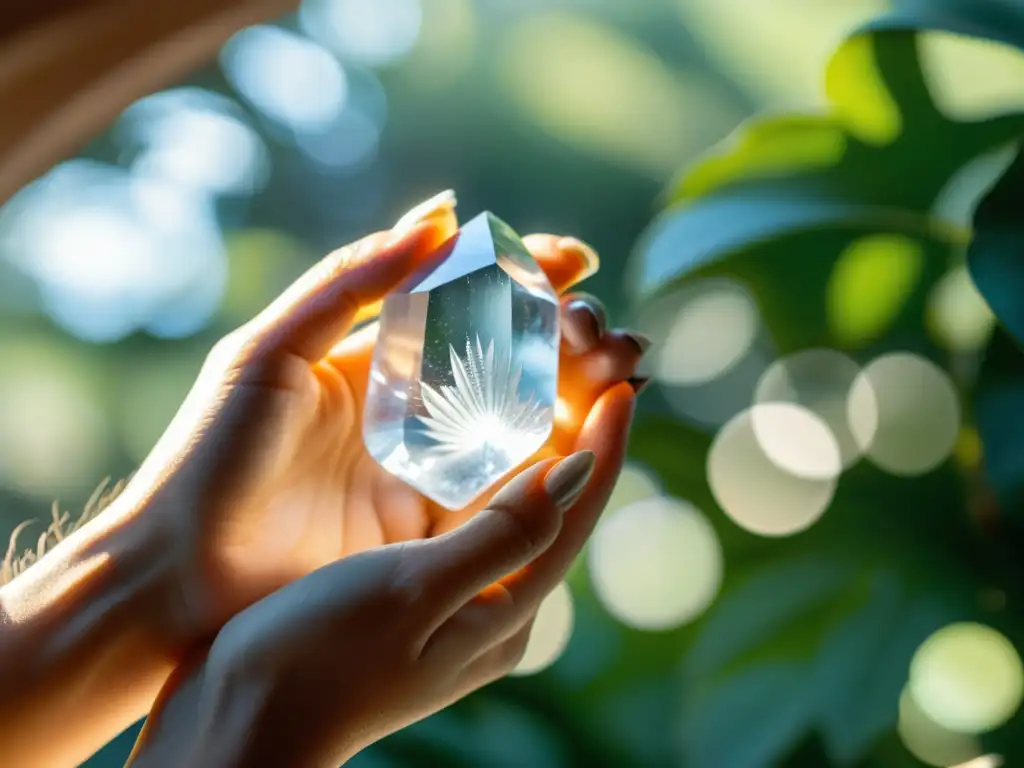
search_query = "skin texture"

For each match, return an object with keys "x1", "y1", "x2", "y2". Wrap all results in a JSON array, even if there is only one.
[{"x1": 0, "y1": 192, "x2": 646, "y2": 767}]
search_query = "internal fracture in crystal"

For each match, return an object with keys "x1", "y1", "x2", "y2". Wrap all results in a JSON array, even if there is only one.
[{"x1": 362, "y1": 211, "x2": 560, "y2": 510}]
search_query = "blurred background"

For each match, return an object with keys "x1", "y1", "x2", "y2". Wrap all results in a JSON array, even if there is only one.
[{"x1": 2, "y1": 0, "x2": 1024, "y2": 766}]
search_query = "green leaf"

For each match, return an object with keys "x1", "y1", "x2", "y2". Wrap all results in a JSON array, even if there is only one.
[
  {"x1": 968, "y1": 146, "x2": 1024, "y2": 344},
  {"x1": 683, "y1": 555, "x2": 856, "y2": 679},
  {"x1": 973, "y1": 327, "x2": 1024, "y2": 521},
  {"x1": 812, "y1": 573, "x2": 956, "y2": 766},
  {"x1": 680, "y1": 662, "x2": 819, "y2": 768},
  {"x1": 634, "y1": 25, "x2": 1024, "y2": 353}
]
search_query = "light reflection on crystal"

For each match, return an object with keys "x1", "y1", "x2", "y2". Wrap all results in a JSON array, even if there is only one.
[
  {"x1": 418, "y1": 336, "x2": 552, "y2": 456},
  {"x1": 363, "y1": 212, "x2": 559, "y2": 509}
]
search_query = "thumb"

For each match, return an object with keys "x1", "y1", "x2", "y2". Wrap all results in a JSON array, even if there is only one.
[
  {"x1": 248, "y1": 190, "x2": 458, "y2": 362},
  {"x1": 411, "y1": 451, "x2": 596, "y2": 631}
]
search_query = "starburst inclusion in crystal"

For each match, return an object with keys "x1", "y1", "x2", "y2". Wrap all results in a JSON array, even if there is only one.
[{"x1": 362, "y1": 211, "x2": 560, "y2": 510}]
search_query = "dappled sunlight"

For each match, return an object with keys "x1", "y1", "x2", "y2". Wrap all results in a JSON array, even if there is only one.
[
  {"x1": 920, "y1": 33, "x2": 1024, "y2": 122},
  {"x1": 119, "y1": 88, "x2": 270, "y2": 196},
  {"x1": 589, "y1": 495, "x2": 722, "y2": 630},
  {"x1": 677, "y1": 0, "x2": 891, "y2": 109},
  {"x1": 826, "y1": 234, "x2": 923, "y2": 348},
  {"x1": 754, "y1": 349, "x2": 866, "y2": 470},
  {"x1": 927, "y1": 265, "x2": 997, "y2": 353},
  {"x1": 221, "y1": 26, "x2": 348, "y2": 133},
  {"x1": 299, "y1": 0, "x2": 422, "y2": 68},
  {"x1": 651, "y1": 280, "x2": 759, "y2": 387},
  {"x1": 0, "y1": 160, "x2": 227, "y2": 342},
  {"x1": 0, "y1": 342, "x2": 110, "y2": 497},
  {"x1": 908, "y1": 622, "x2": 1024, "y2": 735},
  {"x1": 826, "y1": 34, "x2": 903, "y2": 146},
  {"x1": 898, "y1": 686, "x2": 984, "y2": 768},
  {"x1": 498, "y1": 12, "x2": 744, "y2": 179},
  {"x1": 601, "y1": 463, "x2": 661, "y2": 516},
  {"x1": 848, "y1": 353, "x2": 961, "y2": 476},
  {"x1": 708, "y1": 404, "x2": 838, "y2": 536},
  {"x1": 636, "y1": 279, "x2": 771, "y2": 428},
  {"x1": 2, "y1": 1, "x2": 1024, "y2": 765}
]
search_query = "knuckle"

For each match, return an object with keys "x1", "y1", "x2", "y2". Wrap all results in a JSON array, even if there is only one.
[{"x1": 207, "y1": 327, "x2": 252, "y2": 368}]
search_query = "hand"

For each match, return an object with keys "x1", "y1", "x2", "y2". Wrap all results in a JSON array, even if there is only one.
[
  {"x1": 126, "y1": 191, "x2": 649, "y2": 650},
  {"x1": 131, "y1": 385, "x2": 635, "y2": 767}
]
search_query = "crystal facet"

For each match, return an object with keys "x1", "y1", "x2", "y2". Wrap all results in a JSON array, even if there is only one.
[{"x1": 362, "y1": 212, "x2": 560, "y2": 510}]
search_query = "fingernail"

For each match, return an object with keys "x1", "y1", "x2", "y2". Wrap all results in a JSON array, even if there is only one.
[
  {"x1": 393, "y1": 189, "x2": 457, "y2": 238},
  {"x1": 568, "y1": 295, "x2": 608, "y2": 333},
  {"x1": 562, "y1": 299, "x2": 604, "y2": 351},
  {"x1": 624, "y1": 330, "x2": 653, "y2": 355},
  {"x1": 627, "y1": 376, "x2": 652, "y2": 395},
  {"x1": 544, "y1": 451, "x2": 596, "y2": 512},
  {"x1": 557, "y1": 237, "x2": 600, "y2": 279}
]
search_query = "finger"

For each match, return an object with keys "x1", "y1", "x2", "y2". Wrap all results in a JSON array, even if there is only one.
[
  {"x1": 423, "y1": 384, "x2": 633, "y2": 659},
  {"x1": 560, "y1": 293, "x2": 608, "y2": 354},
  {"x1": 426, "y1": 327, "x2": 647, "y2": 537},
  {"x1": 515, "y1": 382, "x2": 635, "y2": 593},
  {"x1": 521, "y1": 234, "x2": 599, "y2": 294},
  {"x1": 410, "y1": 452, "x2": 595, "y2": 645},
  {"x1": 550, "y1": 331, "x2": 647, "y2": 452},
  {"x1": 248, "y1": 190, "x2": 458, "y2": 362}
]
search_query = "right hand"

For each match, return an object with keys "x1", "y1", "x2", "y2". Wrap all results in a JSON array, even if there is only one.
[{"x1": 130, "y1": 385, "x2": 635, "y2": 766}]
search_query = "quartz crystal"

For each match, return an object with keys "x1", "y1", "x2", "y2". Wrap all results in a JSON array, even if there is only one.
[{"x1": 362, "y1": 211, "x2": 560, "y2": 510}]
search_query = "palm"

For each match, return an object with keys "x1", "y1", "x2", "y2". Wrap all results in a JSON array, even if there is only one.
[
  {"x1": 183, "y1": 228, "x2": 639, "y2": 635},
  {"x1": 246, "y1": 233, "x2": 631, "y2": 560}
]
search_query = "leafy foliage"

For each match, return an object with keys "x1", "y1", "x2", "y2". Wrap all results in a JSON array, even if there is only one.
[{"x1": 626, "y1": 2, "x2": 1024, "y2": 765}]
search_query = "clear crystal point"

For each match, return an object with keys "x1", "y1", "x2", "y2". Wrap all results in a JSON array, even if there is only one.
[{"x1": 362, "y1": 211, "x2": 560, "y2": 510}]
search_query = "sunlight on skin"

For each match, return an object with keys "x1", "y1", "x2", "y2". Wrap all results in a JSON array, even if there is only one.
[
  {"x1": 179, "y1": 197, "x2": 631, "y2": 573},
  {"x1": 0, "y1": 549, "x2": 111, "y2": 624}
]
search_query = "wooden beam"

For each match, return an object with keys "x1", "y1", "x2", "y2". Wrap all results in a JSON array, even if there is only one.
[{"x1": 0, "y1": 0, "x2": 296, "y2": 204}]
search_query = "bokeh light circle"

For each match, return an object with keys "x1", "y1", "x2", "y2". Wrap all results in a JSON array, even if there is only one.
[
  {"x1": 655, "y1": 280, "x2": 761, "y2": 387},
  {"x1": 754, "y1": 348, "x2": 865, "y2": 469},
  {"x1": 898, "y1": 686, "x2": 983, "y2": 767},
  {"x1": 908, "y1": 622, "x2": 1024, "y2": 734},
  {"x1": 848, "y1": 353, "x2": 961, "y2": 476},
  {"x1": 589, "y1": 496, "x2": 723, "y2": 631},
  {"x1": 927, "y1": 266, "x2": 996, "y2": 353},
  {"x1": 512, "y1": 581, "x2": 574, "y2": 676},
  {"x1": 603, "y1": 463, "x2": 662, "y2": 514},
  {"x1": 708, "y1": 405, "x2": 838, "y2": 536}
]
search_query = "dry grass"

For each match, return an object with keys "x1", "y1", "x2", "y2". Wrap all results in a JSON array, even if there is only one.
[{"x1": 1, "y1": 478, "x2": 128, "y2": 586}]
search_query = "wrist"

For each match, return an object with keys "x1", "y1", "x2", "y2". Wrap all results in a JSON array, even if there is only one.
[{"x1": 0, "y1": 489, "x2": 184, "y2": 764}]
